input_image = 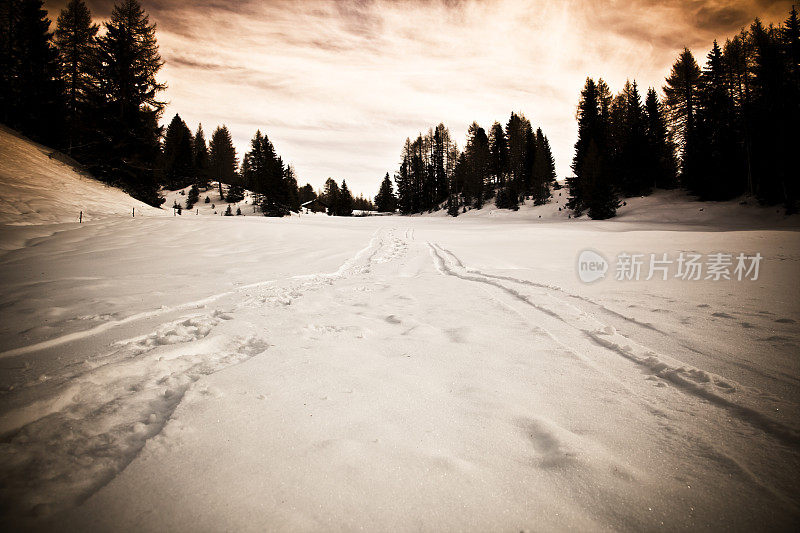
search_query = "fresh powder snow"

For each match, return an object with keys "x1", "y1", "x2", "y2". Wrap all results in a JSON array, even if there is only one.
[{"x1": 1, "y1": 127, "x2": 799, "y2": 530}]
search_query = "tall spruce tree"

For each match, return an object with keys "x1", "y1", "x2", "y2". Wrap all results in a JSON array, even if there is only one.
[
  {"x1": 94, "y1": 0, "x2": 165, "y2": 206},
  {"x1": 374, "y1": 173, "x2": 397, "y2": 212},
  {"x1": 54, "y1": 0, "x2": 98, "y2": 155},
  {"x1": 532, "y1": 128, "x2": 556, "y2": 204},
  {"x1": 695, "y1": 40, "x2": 743, "y2": 200},
  {"x1": 463, "y1": 122, "x2": 489, "y2": 209},
  {"x1": 780, "y1": 7, "x2": 800, "y2": 211},
  {"x1": 339, "y1": 180, "x2": 354, "y2": 216},
  {"x1": 395, "y1": 139, "x2": 414, "y2": 214},
  {"x1": 432, "y1": 124, "x2": 450, "y2": 206},
  {"x1": 162, "y1": 113, "x2": 194, "y2": 189},
  {"x1": 748, "y1": 19, "x2": 796, "y2": 207},
  {"x1": 664, "y1": 48, "x2": 702, "y2": 192},
  {"x1": 323, "y1": 178, "x2": 340, "y2": 216},
  {"x1": 612, "y1": 81, "x2": 650, "y2": 197},
  {"x1": 569, "y1": 77, "x2": 619, "y2": 218},
  {"x1": 0, "y1": 0, "x2": 63, "y2": 146},
  {"x1": 284, "y1": 165, "x2": 300, "y2": 211},
  {"x1": 488, "y1": 121, "x2": 508, "y2": 187},
  {"x1": 505, "y1": 112, "x2": 533, "y2": 204},
  {"x1": 643, "y1": 88, "x2": 677, "y2": 190},
  {"x1": 209, "y1": 125, "x2": 237, "y2": 197},
  {"x1": 193, "y1": 124, "x2": 210, "y2": 186}
]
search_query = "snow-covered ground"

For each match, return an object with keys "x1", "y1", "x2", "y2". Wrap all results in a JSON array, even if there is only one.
[
  {"x1": 0, "y1": 126, "x2": 164, "y2": 229},
  {"x1": 161, "y1": 183, "x2": 260, "y2": 217},
  {"x1": 1, "y1": 133, "x2": 799, "y2": 530}
]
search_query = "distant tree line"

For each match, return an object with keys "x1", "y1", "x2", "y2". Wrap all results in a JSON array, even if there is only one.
[
  {"x1": 569, "y1": 7, "x2": 800, "y2": 219},
  {"x1": 377, "y1": 114, "x2": 557, "y2": 216},
  {"x1": 1, "y1": 0, "x2": 354, "y2": 217}
]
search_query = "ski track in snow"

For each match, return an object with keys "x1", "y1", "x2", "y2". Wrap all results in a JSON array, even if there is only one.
[
  {"x1": 426, "y1": 242, "x2": 800, "y2": 450},
  {"x1": 0, "y1": 228, "x2": 391, "y2": 518},
  {"x1": 2, "y1": 225, "x2": 799, "y2": 524},
  {"x1": 433, "y1": 246, "x2": 799, "y2": 391}
]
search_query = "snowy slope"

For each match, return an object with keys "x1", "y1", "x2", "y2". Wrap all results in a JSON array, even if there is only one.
[
  {"x1": 161, "y1": 183, "x2": 260, "y2": 217},
  {"x1": 435, "y1": 187, "x2": 800, "y2": 229},
  {"x1": 0, "y1": 126, "x2": 164, "y2": 227}
]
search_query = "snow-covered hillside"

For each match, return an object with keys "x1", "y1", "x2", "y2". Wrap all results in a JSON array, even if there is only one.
[
  {"x1": 161, "y1": 183, "x2": 260, "y2": 217},
  {"x1": 0, "y1": 126, "x2": 164, "y2": 227},
  {"x1": 1, "y1": 130, "x2": 799, "y2": 530},
  {"x1": 439, "y1": 187, "x2": 800, "y2": 229}
]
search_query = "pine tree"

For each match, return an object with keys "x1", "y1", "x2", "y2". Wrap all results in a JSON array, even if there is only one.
[
  {"x1": 339, "y1": 180, "x2": 354, "y2": 216},
  {"x1": 0, "y1": 0, "x2": 63, "y2": 146},
  {"x1": 463, "y1": 122, "x2": 489, "y2": 208},
  {"x1": 664, "y1": 48, "x2": 702, "y2": 191},
  {"x1": 374, "y1": 173, "x2": 397, "y2": 212},
  {"x1": 781, "y1": 7, "x2": 800, "y2": 211},
  {"x1": 644, "y1": 88, "x2": 678, "y2": 189},
  {"x1": 94, "y1": 0, "x2": 165, "y2": 206},
  {"x1": 395, "y1": 139, "x2": 414, "y2": 214},
  {"x1": 226, "y1": 182, "x2": 244, "y2": 203},
  {"x1": 488, "y1": 121, "x2": 508, "y2": 187},
  {"x1": 209, "y1": 125, "x2": 238, "y2": 197},
  {"x1": 193, "y1": 124, "x2": 210, "y2": 186},
  {"x1": 569, "y1": 77, "x2": 619, "y2": 218},
  {"x1": 748, "y1": 18, "x2": 797, "y2": 208},
  {"x1": 54, "y1": 0, "x2": 98, "y2": 155},
  {"x1": 569, "y1": 78, "x2": 599, "y2": 215},
  {"x1": 186, "y1": 183, "x2": 199, "y2": 209},
  {"x1": 694, "y1": 41, "x2": 743, "y2": 200},
  {"x1": 505, "y1": 112, "x2": 533, "y2": 203},
  {"x1": 323, "y1": 178, "x2": 340, "y2": 216},
  {"x1": 446, "y1": 193, "x2": 460, "y2": 217},
  {"x1": 241, "y1": 129, "x2": 289, "y2": 212},
  {"x1": 612, "y1": 80, "x2": 650, "y2": 197},
  {"x1": 532, "y1": 128, "x2": 556, "y2": 204},
  {"x1": 583, "y1": 141, "x2": 619, "y2": 220},
  {"x1": 432, "y1": 124, "x2": 450, "y2": 206},
  {"x1": 162, "y1": 113, "x2": 195, "y2": 189},
  {"x1": 284, "y1": 165, "x2": 300, "y2": 211}
]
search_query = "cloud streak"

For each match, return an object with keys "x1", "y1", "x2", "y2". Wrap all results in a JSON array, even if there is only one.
[{"x1": 44, "y1": 0, "x2": 794, "y2": 195}]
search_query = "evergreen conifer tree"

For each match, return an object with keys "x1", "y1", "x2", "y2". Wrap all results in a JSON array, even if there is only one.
[
  {"x1": 323, "y1": 178, "x2": 340, "y2": 216},
  {"x1": 463, "y1": 122, "x2": 488, "y2": 209},
  {"x1": 162, "y1": 113, "x2": 195, "y2": 189},
  {"x1": 186, "y1": 183, "x2": 199, "y2": 209},
  {"x1": 488, "y1": 121, "x2": 508, "y2": 187},
  {"x1": 94, "y1": 0, "x2": 165, "y2": 206},
  {"x1": 644, "y1": 88, "x2": 677, "y2": 189},
  {"x1": 284, "y1": 165, "x2": 300, "y2": 211},
  {"x1": 532, "y1": 128, "x2": 556, "y2": 204},
  {"x1": 664, "y1": 48, "x2": 702, "y2": 191},
  {"x1": 0, "y1": 0, "x2": 63, "y2": 146},
  {"x1": 54, "y1": 0, "x2": 98, "y2": 155},
  {"x1": 374, "y1": 173, "x2": 397, "y2": 212},
  {"x1": 339, "y1": 180, "x2": 354, "y2": 216},
  {"x1": 193, "y1": 124, "x2": 210, "y2": 186},
  {"x1": 209, "y1": 125, "x2": 238, "y2": 197}
]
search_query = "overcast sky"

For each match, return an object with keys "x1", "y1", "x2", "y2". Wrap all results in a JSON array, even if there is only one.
[{"x1": 44, "y1": 0, "x2": 795, "y2": 196}]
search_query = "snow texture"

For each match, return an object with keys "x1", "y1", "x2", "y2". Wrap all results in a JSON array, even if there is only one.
[{"x1": 1, "y1": 129, "x2": 799, "y2": 530}]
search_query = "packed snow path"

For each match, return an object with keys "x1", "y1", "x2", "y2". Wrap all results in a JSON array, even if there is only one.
[{"x1": 1, "y1": 218, "x2": 798, "y2": 530}]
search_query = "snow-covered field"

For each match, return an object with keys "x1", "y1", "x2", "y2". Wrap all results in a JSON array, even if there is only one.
[{"x1": 1, "y1": 132, "x2": 799, "y2": 530}]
